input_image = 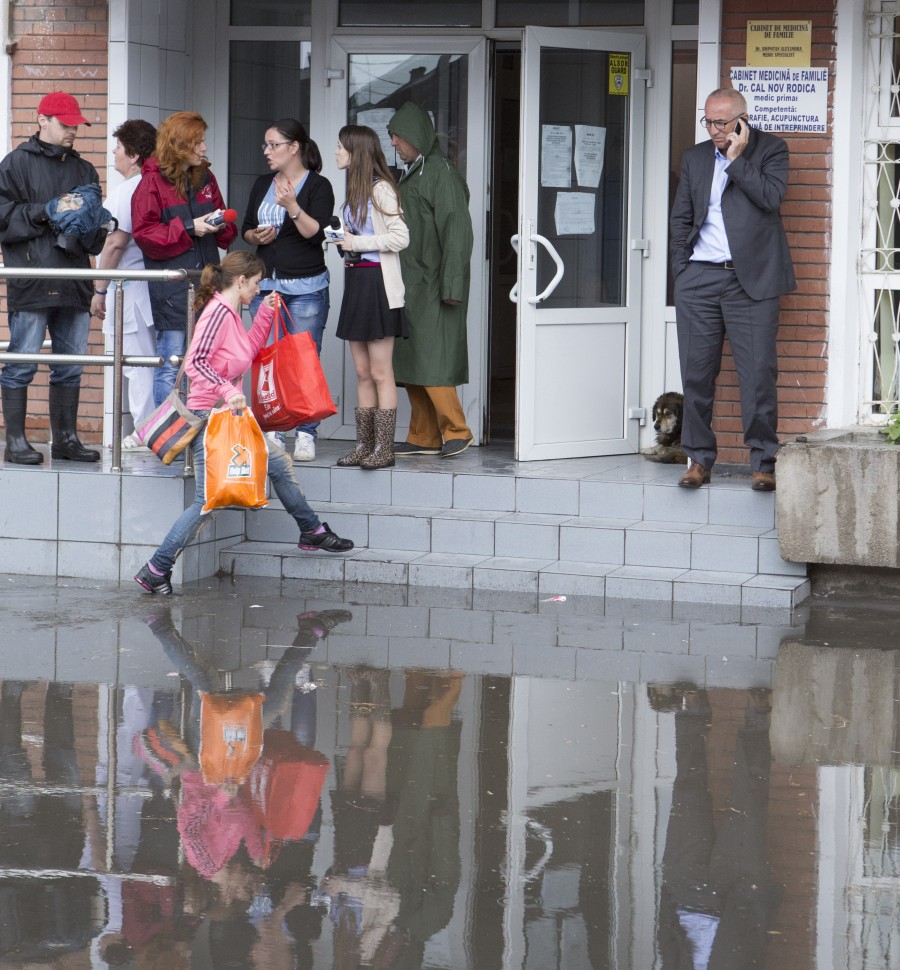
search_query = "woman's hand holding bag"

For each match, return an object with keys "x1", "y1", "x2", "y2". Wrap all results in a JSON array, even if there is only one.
[{"x1": 202, "y1": 405, "x2": 269, "y2": 513}]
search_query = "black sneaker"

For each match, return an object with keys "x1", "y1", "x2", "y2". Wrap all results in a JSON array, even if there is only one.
[
  {"x1": 298, "y1": 522, "x2": 354, "y2": 553},
  {"x1": 440, "y1": 437, "x2": 473, "y2": 458},
  {"x1": 394, "y1": 441, "x2": 441, "y2": 456},
  {"x1": 134, "y1": 563, "x2": 173, "y2": 595}
]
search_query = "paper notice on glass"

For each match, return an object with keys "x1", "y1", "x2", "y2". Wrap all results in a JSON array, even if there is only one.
[
  {"x1": 541, "y1": 125, "x2": 572, "y2": 188},
  {"x1": 574, "y1": 125, "x2": 606, "y2": 188},
  {"x1": 554, "y1": 192, "x2": 596, "y2": 235}
]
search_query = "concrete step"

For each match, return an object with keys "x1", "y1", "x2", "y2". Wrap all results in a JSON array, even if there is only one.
[{"x1": 219, "y1": 541, "x2": 810, "y2": 609}]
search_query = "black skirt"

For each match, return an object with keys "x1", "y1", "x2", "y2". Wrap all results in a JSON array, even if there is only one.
[{"x1": 336, "y1": 260, "x2": 409, "y2": 341}]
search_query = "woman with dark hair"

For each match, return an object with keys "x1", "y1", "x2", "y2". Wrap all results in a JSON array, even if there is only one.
[
  {"x1": 134, "y1": 251, "x2": 353, "y2": 596},
  {"x1": 91, "y1": 119, "x2": 158, "y2": 450},
  {"x1": 242, "y1": 119, "x2": 334, "y2": 463},
  {"x1": 332, "y1": 125, "x2": 409, "y2": 470},
  {"x1": 132, "y1": 111, "x2": 237, "y2": 406}
]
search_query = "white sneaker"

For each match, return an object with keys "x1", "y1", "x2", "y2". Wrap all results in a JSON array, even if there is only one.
[
  {"x1": 293, "y1": 431, "x2": 316, "y2": 462},
  {"x1": 122, "y1": 432, "x2": 149, "y2": 452},
  {"x1": 266, "y1": 430, "x2": 286, "y2": 449}
]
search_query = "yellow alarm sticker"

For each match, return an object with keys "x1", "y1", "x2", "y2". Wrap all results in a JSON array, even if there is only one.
[{"x1": 609, "y1": 54, "x2": 629, "y2": 96}]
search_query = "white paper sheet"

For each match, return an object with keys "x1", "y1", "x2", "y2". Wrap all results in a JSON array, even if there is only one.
[
  {"x1": 541, "y1": 124, "x2": 572, "y2": 188},
  {"x1": 574, "y1": 125, "x2": 606, "y2": 188},
  {"x1": 554, "y1": 192, "x2": 596, "y2": 235}
]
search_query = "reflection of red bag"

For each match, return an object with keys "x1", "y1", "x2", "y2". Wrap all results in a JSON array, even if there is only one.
[
  {"x1": 247, "y1": 729, "x2": 329, "y2": 840},
  {"x1": 202, "y1": 408, "x2": 268, "y2": 514},
  {"x1": 251, "y1": 301, "x2": 337, "y2": 431},
  {"x1": 198, "y1": 692, "x2": 265, "y2": 785}
]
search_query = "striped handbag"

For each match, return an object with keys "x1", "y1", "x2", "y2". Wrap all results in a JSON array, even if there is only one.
[{"x1": 137, "y1": 356, "x2": 208, "y2": 464}]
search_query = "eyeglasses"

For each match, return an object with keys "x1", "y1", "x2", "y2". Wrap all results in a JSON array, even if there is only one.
[
  {"x1": 261, "y1": 141, "x2": 291, "y2": 152},
  {"x1": 700, "y1": 115, "x2": 743, "y2": 131}
]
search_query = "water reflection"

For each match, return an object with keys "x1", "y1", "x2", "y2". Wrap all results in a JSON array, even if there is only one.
[{"x1": 0, "y1": 581, "x2": 898, "y2": 968}]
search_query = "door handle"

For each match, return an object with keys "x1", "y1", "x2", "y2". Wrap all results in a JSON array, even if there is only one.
[
  {"x1": 508, "y1": 233, "x2": 520, "y2": 304},
  {"x1": 529, "y1": 233, "x2": 564, "y2": 304}
]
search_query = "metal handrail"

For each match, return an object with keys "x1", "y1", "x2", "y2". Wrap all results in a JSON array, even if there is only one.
[{"x1": 0, "y1": 267, "x2": 196, "y2": 472}]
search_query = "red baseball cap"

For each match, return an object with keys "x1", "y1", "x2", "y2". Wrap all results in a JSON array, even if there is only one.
[{"x1": 37, "y1": 91, "x2": 90, "y2": 126}]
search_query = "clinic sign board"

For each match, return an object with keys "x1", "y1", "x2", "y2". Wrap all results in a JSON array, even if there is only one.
[
  {"x1": 746, "y1": 21, "x2": 812, "y2": 66},
  {"x1": 730, "y1": 66, "x2": 828, "y2": 133}
]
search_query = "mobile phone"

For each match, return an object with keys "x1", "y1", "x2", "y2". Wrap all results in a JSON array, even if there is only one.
[{"x1": 734, "y1": 119, "x2": 744, "y2": 135}]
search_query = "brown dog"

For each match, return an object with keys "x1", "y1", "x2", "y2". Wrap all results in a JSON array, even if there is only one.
[{"x1": 641, "y1": 391, "x2": 687, "y2": 463}]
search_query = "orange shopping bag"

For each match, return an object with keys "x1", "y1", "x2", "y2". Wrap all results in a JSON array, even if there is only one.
[
  {"x1": 198, "y1": 691, "x2": 265, "y2": 785},
  {"x1": 202, "y1": 407, "x2": 269, "y2": 514}
]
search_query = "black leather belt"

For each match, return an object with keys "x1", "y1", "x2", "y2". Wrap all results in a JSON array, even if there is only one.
[{"x1": 692, "y1": 260, "x2": 735, "y2": 269}]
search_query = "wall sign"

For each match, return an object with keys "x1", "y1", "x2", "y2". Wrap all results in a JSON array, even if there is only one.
[
  {"x1": 746, "y1": 20, "x2": 811, "y2": 67},
  {"x1": 730, "y1": 66, "x2": 828, "y2": 133}
]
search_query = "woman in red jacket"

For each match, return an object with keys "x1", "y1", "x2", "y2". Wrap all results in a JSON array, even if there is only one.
[{"x1": 132, "y1": 111, "x2": 237, "y2": 406}]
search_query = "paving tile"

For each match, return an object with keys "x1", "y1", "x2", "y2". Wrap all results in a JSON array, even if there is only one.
[
  {"x1": 428, "y1": 607, "x2": 494, "y2": 643},
  {"x1": 742, "y1": 575, "x2": 811, "y2": 609},
  {"x1": 492, "y1": 611, "x2": 559, "y2": 647},
  {"x1": 453, "y1": 474, "x2": 516, "y2": 511},
  {"x1": 325, "y1": 633, "x2": 390, "y2": 666},
  {"x1": 623, "y1": 618, "x2": 691, "y2": 654},
  {"x1": 625, "y1": 527, "x2": 692, "y2": 568},
  {"x1": 331, "y1": 467, "x2": 392, "y2": 504},
  {"x1": 449, "y1": 640, "x2": 513, "y2": 675},
  {"x1": 516, "y1": 477, "x2": 580, "y2": 515},
  {"x1": 639, "y1": 652, "x2": 707, "y2": 686},
  {"x1": 344, "y1": 553, "x2": 410, "y2": 585},
  {"x1": 391, "y1": 470, "x2": 454, "y2": 509},
  {"x1": 0, "y1": 469, "x2": 59, "y2": 540},
  {"x1": 538, "y1": 561, "x2": 616, "y2": 598},
  {"x1": 407, "y1": 586, "x2": 473, "y2": 610},
  {"x1": 431, "y1": 515, "x2": 496, "y2": 555},
  {"x1": 557, "y1": 614, "x2": 624, "y2": 651},
  {"x1": 0, "y1": 538, "x2": 57, "y2": 576},
  {"x1": 575, "y1": 649, "x2": 640, "y2": 682},
  {"x1": 513, "y1": 643, "x2": 577, "y2": 679},
  {"x1": 642, "y1": 482, "x2": 710, "y2": 523},
  {"x1": 687, "y1": 622, "x2": 758, "y2": 658},
  {"x1": 59, "y1": 473, "x2": 121, "y2": 543},
  {"x1": 365, "y1": 605, "x2": 429, "y2": 638},
  {"x1": 408, "y1": 552, "x2": 486, "y2": 588},
  {"x1": 708, "y1": 488, "x2": 775, "y2": 529},
  {"x1": 58, "y1": 540, "x2": 121, "y2": 582},
  {"x1": 690, "y1": 530, "x2": 760, "y2": 573},
  {"x1": 673, "y1": 570, "x2": 754, "y2": 606},
  {"x1": 474, "y1": 589, "x2": 539, "y2": 614},
  {"x1": 559, "y1": 521, "x2": 626, "y2": 564},
  {"x1": 705, "y1": 657, "x2": 774, "y2": 689},
  {"x1": 606, "y1": 565, "x2": 686, "y2": 601},
  {"x1": 474, "y1": 557, "x2": 554, "y2": 592},
  {"x1": 758, "y1": 534, "x2": 807, "y2": 576},
  {"x1": 388, "y1": 635, "x2": 452, "y2": 670},
  {"x1": 282, "y1": 551, "x2": 348, "y2": 581},
  {"x1": 579, "y1": 480, "x2": 644, "y2": 519},
  {"x1": 368, "y1": 510, "x2": 433, "y2": 552}
]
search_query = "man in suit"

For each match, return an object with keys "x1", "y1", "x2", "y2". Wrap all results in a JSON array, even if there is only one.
[{"x1": 670, "y1": 88, "x2": 795, "y2": 491}]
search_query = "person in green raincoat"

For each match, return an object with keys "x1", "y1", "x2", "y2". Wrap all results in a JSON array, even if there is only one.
[{"x1": 387, "y1": 102, "x2": 475, "y2": 458}]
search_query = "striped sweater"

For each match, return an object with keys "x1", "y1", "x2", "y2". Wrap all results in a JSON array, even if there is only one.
[{"x1": 184, "y1": 293, "x2": 274, "y2": 409}]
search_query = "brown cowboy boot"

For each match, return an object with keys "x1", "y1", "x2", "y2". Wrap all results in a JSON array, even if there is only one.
[
  {"x1": 336, "y1": 407, "x2": 376, "y2": 467},
  {"x1": 360, "y1": 408, "x2": 396, "y2": 470}
]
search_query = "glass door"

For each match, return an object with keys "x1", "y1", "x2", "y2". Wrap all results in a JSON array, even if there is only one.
[
  {"x1": 515, "y1": 27, "x2": 646, "y2": 460},
  {"x1": 323, "y1": 37, "x2": 488, "y2": 441}
]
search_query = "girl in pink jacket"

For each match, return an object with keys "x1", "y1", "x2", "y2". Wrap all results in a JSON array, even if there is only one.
[{"x1": 135, "y1": 251, "x2": 352, "y2": 595}]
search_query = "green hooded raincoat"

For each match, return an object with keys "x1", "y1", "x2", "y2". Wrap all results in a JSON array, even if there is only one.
[{"x1": 388, "y1": 102, "x2": 473, "y2": 387}]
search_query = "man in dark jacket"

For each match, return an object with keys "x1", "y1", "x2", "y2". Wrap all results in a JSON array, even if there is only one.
[
  {"x1": 669, "y1": 87, "x2": 795, "y2": 492},
  {"x1": 388, "y1": 102, "x2": 475, "y2": 458},
  {"x1": 0, "y1": 91, "x2": 102, "y2": 464}
]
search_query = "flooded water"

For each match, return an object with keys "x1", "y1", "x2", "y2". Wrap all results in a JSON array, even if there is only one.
[{"x1": 0, "y1": 574, "x2": 898, "y2": 969}]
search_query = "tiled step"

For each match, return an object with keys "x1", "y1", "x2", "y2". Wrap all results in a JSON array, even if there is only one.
[{"x1": 219, "y1": 542, "x2": 810, "y2": 609}]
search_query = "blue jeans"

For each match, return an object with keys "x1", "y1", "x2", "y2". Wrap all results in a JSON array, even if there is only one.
[
  {"x1": 153, "y1": 329, "x2": 186, "y2": 407},
  {"x1": 0, "y1": 308, "x2": 90, "y2": 387},
  {"x1": 150, "y1": 424, "x2": 321, "y2": 574},
  {"x1": 252, "y1": 287, "x2": 330, "y2": 438}
]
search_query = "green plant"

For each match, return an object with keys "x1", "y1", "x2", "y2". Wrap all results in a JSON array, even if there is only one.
[{"x1": 880, "y1": 411, "x2": 900, "y2": 443}]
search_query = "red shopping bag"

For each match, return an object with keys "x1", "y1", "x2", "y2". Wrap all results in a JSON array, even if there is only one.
[
  {"x1": 247, "y1": 729, "x2": 329, "y2": 841},
  {"x1": 202, "y1": 408, "x2": 269, "y2": 513},
  {"x1": 251, "y1": 300, "x2": 337, "y2": 432}
]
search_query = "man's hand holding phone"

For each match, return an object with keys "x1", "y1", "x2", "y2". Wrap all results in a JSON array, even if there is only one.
[{"x1": 726, "y1": 116, "x2": 749, "y2": 161}]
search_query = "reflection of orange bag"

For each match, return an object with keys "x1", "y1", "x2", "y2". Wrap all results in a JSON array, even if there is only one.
[
  {"x1": 199, "y1": 692, "x2": 265, "y2": 785},
  {"x1": 202, "y1": 408, "x2": 268, "y2": 514},
  {"x1": 247, "y1": 729, "x2": 329, "y2": 840}
]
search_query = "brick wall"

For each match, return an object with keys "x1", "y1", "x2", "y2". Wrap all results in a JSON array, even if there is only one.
[
  {"x1": 716, "y1": 1, "x2": 834, "y2": 465},
  {"x1": 1, "y1": 0, "x2": 109, "y2": 444}
]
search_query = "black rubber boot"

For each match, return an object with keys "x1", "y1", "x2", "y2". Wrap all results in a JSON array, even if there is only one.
[
  {"x1": 2, "y1": 386, "x2": 43, "y2": 465},
  {"x1": 49, "y1": 384, "x2": 100, "y2": 462}
]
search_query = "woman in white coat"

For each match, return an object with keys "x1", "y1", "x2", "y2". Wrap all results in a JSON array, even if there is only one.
[
  {"x1": 91, "y1": 120, "x2": 158, "y2": 450},
  {"x1": 332, "y1": 125, "x2": 409, "y2": 470}
]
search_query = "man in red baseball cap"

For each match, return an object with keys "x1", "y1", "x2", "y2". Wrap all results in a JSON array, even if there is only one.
[{"x1": 0, "y1": 91, "x2": 103, "y2": 464}]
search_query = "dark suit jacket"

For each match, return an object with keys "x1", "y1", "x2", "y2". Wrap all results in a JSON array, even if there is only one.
[{"x1": 669, "y1": 127, "x2": 796, "y2": 301}]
